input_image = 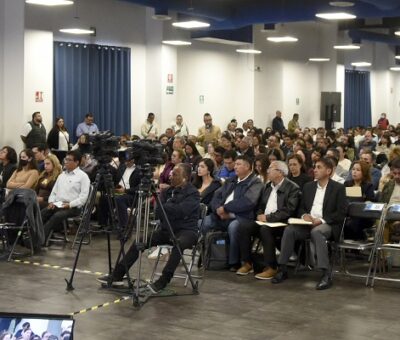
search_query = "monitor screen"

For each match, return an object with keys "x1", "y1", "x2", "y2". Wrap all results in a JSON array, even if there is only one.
[{"x1": 0, "y1": 313, "x2": 74, "y2": 340}]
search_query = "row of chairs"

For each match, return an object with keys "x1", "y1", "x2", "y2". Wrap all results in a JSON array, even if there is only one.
[{"x1": 337, "y1": 202, "x2": 400, "y2": 287}]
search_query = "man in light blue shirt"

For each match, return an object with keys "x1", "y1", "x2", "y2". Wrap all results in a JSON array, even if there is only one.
[
  {"x1": 41, "y1": 150, "x2": 90, "y2": 244},
  {"x1": 76, "y1": 113, "x2": 99, "y2": 138}
]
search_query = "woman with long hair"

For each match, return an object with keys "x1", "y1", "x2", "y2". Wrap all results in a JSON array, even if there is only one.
[
  {"x1": 6, "y1": 149, "x2": 39, "y2": 190},
  {"x1": 0, "y1": 146, "x2": 18, "y2": 190},
  {"x1": 254, "y1": 153, "x2": 269, "y2": 183},
  {"x1": 184, "y1": 140, "x2": 202, "y2": 171},
  {"x1": 287, "y1": 154, "x2": 312, "y2": 190},
  {"x1": 36, "y1": 154, "x2": 62, "y2": 208},
  {"x1": 47, "y1": 117, "x2": 70, "y2": 162},
  {"x1": 193, "y1": 158, "x2": 221, "y2": 213},
  {"x1": 159, "y1": 149, "x2": 185, "y2": 190},
  {"x1": 376, "y1": 132, "x2": 393, "y2": 157},
  {"x1": 344, "y1": 160, "x2": 375, "y2": 240},
  {"x1": 252, "y1": 135, "x2": 267, "y2": 156}
]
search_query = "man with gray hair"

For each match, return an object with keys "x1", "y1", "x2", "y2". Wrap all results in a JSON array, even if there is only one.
[
  {"x1": 238, "y1": 135, "x2": 254, "y2": 160},
  {"x1": 236, "y1": 161, "x2": 301, "y2": 277}
]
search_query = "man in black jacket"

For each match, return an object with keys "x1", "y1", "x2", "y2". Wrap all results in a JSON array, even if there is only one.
[
  {"x1": 236, "y1": 161, "x2": 301, "y2": 278},
  {"x1": 272, "y1": 157, "x2": 347, "y2": 290},
  {"x1": 97, "y1": 163, "x2": 200, "y2": 293},
  {"x1": 272, "y1": 110, "x2": 285, "y2": 135},
  {"x1": 202, "y1": 155, "x2": 263, "y2": 269}
]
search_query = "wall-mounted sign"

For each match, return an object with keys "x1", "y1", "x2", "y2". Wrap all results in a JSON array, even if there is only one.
[
  {"x1": 199, "y1": 95, "x2": 205, "y2": 104},
  {"x1": 166, "y1": 86, "x2": 174, "y2": 95},
  {"x1": 35, "y1": 91, "x2": 43, "y2": 102},
  {"x1": 167, "y1": 74, "x2": 173, "y2": 83}
]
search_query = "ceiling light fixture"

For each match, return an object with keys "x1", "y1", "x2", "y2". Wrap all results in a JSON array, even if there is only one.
[
  {"x1": 162, "y1": 40, "x2": 192, "y2": 46},
  {"x1": 395, "y1": 31, "x2": 400, "y2": 36},
  {"x1": 351, "y1": 62, "x2": 371, "y2": 67},
  {"x1": 236, "y1": 49, "x2": 262, "y2": 54},
  {"x1": 267, "y1": 36, "x2": 298, "y2": 43},
  {"x1": 329, "y1": 1, "x2": 355, "y2": 7},
  {"x1": 26, "y1": 0, "x2": 73, "y2": 5},
  {"x1": 59, "y1": 28, "x2": 95, "y2": 35},
  {"x1": 316, "y1": 12, "x2": 356, "y2": 20},
  {"x1": 309, "y1": 58, "x2": 331, "y2": 62},
  {"x1": 334, "y1": 44, "x2": 360, "y2": 50},
  {"x1": 172, "y1": 20, "x2": 210, "y2": 29},
  {"x1": 390, "y1": 67, "x2": 400, "y2": 71},
  {"x1": 395, "y1": 56, "x2": 400, "y2": 60}
]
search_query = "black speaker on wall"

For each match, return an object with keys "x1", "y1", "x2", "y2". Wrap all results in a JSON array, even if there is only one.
[{"x1": 320, "y1": 92, "x2": 341, "y2": 130}]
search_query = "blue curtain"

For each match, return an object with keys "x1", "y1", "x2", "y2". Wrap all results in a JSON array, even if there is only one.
[
  {"x1": 344, "y1": 69, "x2": 372, "y2": 130},
  {"x1": 54, "y1": 42, "x2": 131, "y2": 139}
]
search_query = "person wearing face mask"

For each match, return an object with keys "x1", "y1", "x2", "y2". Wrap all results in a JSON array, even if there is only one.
[{"x1": 6, "y1": 149, "x2": 39, "y2": 191}]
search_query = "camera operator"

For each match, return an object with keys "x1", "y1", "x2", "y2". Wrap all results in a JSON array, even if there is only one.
[{"x1": 97, "y1": 163, "x2": 200, "y2": 293}]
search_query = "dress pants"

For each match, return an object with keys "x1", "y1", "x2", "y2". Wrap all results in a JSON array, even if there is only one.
[
  {"x1": 113, "y1": 228, "x2": 198, "y2": 282},
  {"x1": 41, "y1": 206, "x2": 81, "y2": 242},
  {"x1": 202, "y1": 214, "x2": 247, "y2": 265},
  {"x1": 238, "y1": 221, "x2": 284, "y2": 268},
  {"x1": 278, "y1": 223, "x2": 332, "y2": 270}
]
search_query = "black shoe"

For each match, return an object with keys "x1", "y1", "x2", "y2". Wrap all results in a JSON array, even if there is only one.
[
  {"x1": 316, "y1": 273, "x2": 332, "y2": 290},
  {"x1": 229, "y1": 263, "x2": 241, "y2": 272},
  {"x1": 271, "y1": 270, "x2": 288, "y2": 284},
  {"x1": 148, "y1": 278, "x2": 167, "y2": 294},
  {"x1": 96, "y1": 274, "x2": 124, "y2": 287}
]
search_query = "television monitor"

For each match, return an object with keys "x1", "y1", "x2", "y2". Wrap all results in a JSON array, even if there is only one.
[{"x1": 0, "y1": 312, "x2": 74, "y2": 340}]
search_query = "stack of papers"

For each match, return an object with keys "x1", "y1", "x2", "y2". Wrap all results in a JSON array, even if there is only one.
[
  {"x1": 288, "y1": 218, "x2": 313, "y2": 225},
  {"x1": 255, "y1": 221, "x2": 287, "y2": 228}
]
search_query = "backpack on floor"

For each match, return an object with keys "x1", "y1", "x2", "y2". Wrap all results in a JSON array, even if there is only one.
[{"x1": 203, "y1": 231, "x2": 229, "y2": 270}]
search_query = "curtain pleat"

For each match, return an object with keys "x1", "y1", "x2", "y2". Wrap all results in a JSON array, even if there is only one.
[
  {"x1": 54, "y1": 42, "x2": 131, "y2": 140},
  {"x1": 344, "y1": 69, "x2": 372, "y2": 130}
]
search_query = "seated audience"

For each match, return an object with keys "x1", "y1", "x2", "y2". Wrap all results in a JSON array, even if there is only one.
[
  {"x1": 97, "y1": 163, "x2": 200, "y2": 293},
  {"x1": 71, "y1": 133, "x2": 92, "y2": 155},
  {"x1": 217, "y1": 150, "x2": 237, "y2": 181},
  {"x1": 0, "y1": 146, "x2": 18, "y2": 197},
  {"x1": 41, "y1": 150, "x2": 90, "y2": 243},
  {"x1": 202, "y1": 155, "x2": 263, "y2": 270},
  {"x1": 336, "y1": 144, "x2": 352, "y2": 173},
  {"x1": 35, "y1": 154, "x2": 62, "y2": 209},
  {"x1": 213, "y1": 146, "x2": 225, "y2": 173},
  {"x1": 192, "y1": 158, "x2": 221, "y2": 213},
  {"x1": 254, "y1": 153, "x2": 269, "y2": 183},
  {"x1": 32, "y1": 145, "x2": 46, "y2": 172},
  {"x1": 344, "y1": 160, "x2": 375, "y2": 240},
  {"x1": 236, "y1": 161, "x2": 301, "y2": 278},
  {"x1": 346, "y1": 150, "x2": 381, "y2": 190},
  {"x1": 159, "y1": 149, "x2": 185, "y2": 190},
  {"x1": 252, "y1": 135, "x2": 267, "y2": 156},
  {"x1": 7, "y1": 149, "x2": 39, "y2": 191},
  {"x1": 184, "y1": 140, "x2": 202, "y2": 171},
  {"x1": 287, "y1": 154, "x2": 312, "y2": 190},
  {"x1": 272, "y1": 157, "x2": 347, "y2": 290}
]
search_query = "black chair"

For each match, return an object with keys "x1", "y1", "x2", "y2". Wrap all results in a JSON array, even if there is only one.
[{"x1": 336, "y1": 202, "x2": 386, "y2": 285}]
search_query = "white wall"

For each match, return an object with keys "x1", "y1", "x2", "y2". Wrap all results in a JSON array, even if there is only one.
[{"x1": 24, "y1": 30, "x2": 53, "y2": 134}]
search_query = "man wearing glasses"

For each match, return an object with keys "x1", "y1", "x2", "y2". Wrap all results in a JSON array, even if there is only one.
[{"x1": 41, "y1": 150, "x2": 90, "y2": 245}]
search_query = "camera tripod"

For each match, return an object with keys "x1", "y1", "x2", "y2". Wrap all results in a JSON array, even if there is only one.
[
  {"x1": 107, "y1": 165, "x2": 199, "y2": 308},
  {"x1": 65, "y1": 163, "x2": 133, "y2": 292}
]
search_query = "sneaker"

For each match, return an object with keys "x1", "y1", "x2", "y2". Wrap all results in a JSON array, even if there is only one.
[
  {"x1": 148, "y1": 246, "x2": 169, "y2": 260},
  {"x1": 96, "y1": 274, "x2": 124, "y2": 287},
  {"x1": 255, "y1": 267, "x2": 277, "y2": 280},
  {"x1": 147, "y1": 278, "x2": 167, "y2": 294},
  {"x1": 236, "y1": 262, "x2": 253, "y2": 276}
]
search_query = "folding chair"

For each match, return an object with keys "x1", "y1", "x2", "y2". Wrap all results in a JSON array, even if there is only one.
[
  {"x1": 151, "y1": 203, "x2": 208, "y2": 287},
  {"x1": 369, "y1": 203, "x2": 400, "y2": 287},
  {"x1": 336, "y1": 202, "x2": 386, "y2": 285}
]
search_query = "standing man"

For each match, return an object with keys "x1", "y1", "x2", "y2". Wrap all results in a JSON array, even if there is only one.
[
  {"x1": 377, "y1": 112, "x2": 389, "y2": 130},
  {"x1": 197, "y1": 113, "x2": 222, "y2": 147},
  {"x1": 21, "y1": 112, "x2": 47, "y2": 149},
  {"x1": 141, "y1": 112, "x2": 159, "y2": 139},
  {"x1": 171, "y1": 114, "x2": 189, "y2": 137},
  {"x1": 272, "y1": 157, "x2": 347, "y2": 290},
  {"x1": 76, "y1": 113, "x2": 99, "y2": 138},
  {"x1": 287, "y1": 113, "x2": 300, "y2": 134},
  {"x1": 272, "y1": 110, "x2": 285, "y2": 135},
  {"x1": 41, "y1": 150, "x2": 90, "y2": 244}
]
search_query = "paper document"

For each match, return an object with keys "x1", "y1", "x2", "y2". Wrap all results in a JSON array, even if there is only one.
[
  {"x1": 53, "y1": 201, "x2": 64, "y2": 208},
  {"x1": 256, "y1": 221, "x2": 287, "y2": 227},
  {"x1": 288, "y1": 218, "x2": 312, "y2": 225},
  {"x1": 346, "y1": 186, "x2": 362, "y2": 198}
]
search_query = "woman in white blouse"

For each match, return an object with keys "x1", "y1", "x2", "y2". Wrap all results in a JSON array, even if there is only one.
[{"x1": 47, "y1": 117, "x2": 70, "y2": 162}]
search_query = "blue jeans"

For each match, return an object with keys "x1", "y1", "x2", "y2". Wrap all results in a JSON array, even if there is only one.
[{"x1": 202, "y1": 213, "x2": 247, "y2": 265}]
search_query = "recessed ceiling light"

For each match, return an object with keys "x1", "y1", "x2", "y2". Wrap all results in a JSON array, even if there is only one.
[
  {"x1": 390, "y1": 67, "x2": 400, "y2": 71},
  {"x1": 236, "y1": 49, "x2": 262, "y2": 54},
  {"x1": 309, "y1": 58, "x2": 331, "y2": 62},
  {"x1": 316, "y1": 12, "x2": 356, "y2": 20},
  {"x1": 329, "y1": 1, "x2": 355, "y2": 7},
  {"x1": 395, "y1": 31, "x2": 400, "y2": 36},
  {"x1": 351, "y1": 62, "x2": 371, "y2": 67},
  {"x1": 162, "y1": 40, "x2": 192, "y2": 46},
  {"x1": 395, "y1": 56, "x2": 400, "y2": 60},
  {"x1": 59, "y1": 28, "x2": 95, "y2": 35},
  {"x1": 334, "y1": 44, "x2": 360, "y2": 50},
  {"x1": 267, "y1": 36, "x2": 298, "y2": 43},
  {"x1": 172, "y1": 20, "x2": 210, "y2": 29},
  {"x1": 26, "y1": 0, "x2": 73, "y2": 5}
]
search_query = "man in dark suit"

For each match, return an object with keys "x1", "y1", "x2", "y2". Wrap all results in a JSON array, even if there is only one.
[
  {"x1": 272, "y1": 157, "x2": 347, "y2": 290},
  {"x1": 236, "y1": 161, "x2": 301, "y2": 278},
  {"x1": 272, "y1": 110, "x2": 285, "y2": 135}
]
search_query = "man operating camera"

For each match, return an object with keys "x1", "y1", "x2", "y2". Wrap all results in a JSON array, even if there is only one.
[{"x1": 97, "y1": 162, "x2": 200, "y2": 293}]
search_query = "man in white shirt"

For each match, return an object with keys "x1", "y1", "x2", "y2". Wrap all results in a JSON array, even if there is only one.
[
  {"x1": 141, "y1": 112, "x2": 159, "y2": 139},
  {"x1": 171, "y1": 114, "x2": 189, "y2": 137},
  {"x1": 272, "y1": 157, "x2": 347, "y2": 290},
  {"x1": 41, "y1": 150, "x2": 90, "y2": 244}
]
